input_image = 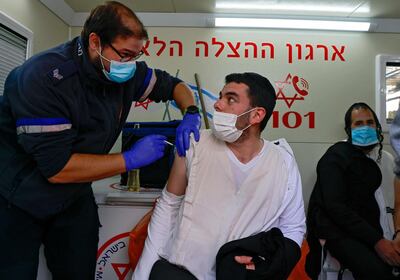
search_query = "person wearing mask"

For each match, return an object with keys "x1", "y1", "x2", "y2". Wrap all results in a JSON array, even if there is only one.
[
  {"x1": 306, "y1": 102, "x2": 399, "y2": 280},
  {"x1": 0, "y1": 1, "x2": 200, "y2": 279},
  {"x1": 133, "y1": 72, "x2": 306, "y2": 280}
]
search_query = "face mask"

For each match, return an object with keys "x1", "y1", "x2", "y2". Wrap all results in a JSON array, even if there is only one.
[
  {"x1": 351, "y1": 126, "x2": 379, "y2": 147},
  {"x1": 96, "y1": 46, "x2": 136, "y2": 83},
  {"x1": 211, "y1": 108, "x2": 256, "y2": 142}
]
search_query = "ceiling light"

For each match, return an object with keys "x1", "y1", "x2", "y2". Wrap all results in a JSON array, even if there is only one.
[
  {"x1": 214, "y1": 18, "x2": 371, "y2": 31},
  {"x1": 215, "y1": 3, "x2": 370, "y2": 14}
]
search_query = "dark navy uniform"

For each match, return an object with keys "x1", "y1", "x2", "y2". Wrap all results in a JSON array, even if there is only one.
[{"x1": 0, "y1": 36, "x2": 182, "y2": 279}]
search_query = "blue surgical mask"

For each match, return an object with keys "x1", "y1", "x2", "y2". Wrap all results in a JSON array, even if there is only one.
[
  {"x1": 96, "y1": 47, "x2": 136, "y2": 83},
  {"x1": 351, "y1": 126, "x2": 378, "y2": 147}
]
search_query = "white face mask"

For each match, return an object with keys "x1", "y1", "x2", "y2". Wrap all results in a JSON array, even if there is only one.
[{"x1": 211, "y1": 108, "x2": 256, "y2": 142}]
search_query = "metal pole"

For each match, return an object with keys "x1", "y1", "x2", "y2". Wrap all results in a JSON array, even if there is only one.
[
  {"x1": 163, "y1": 69, "x2": 180, "y2": 120},
  {"x1": 194, "y1": 73, "x2": 210, "y2": 129}
]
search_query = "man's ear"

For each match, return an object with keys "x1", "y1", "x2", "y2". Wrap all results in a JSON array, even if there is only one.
[
  {"x1": 88, "y1": 32, "x2": 100, "y2": 52},
  {"x1": 251, "y1": 107, "x2": 266, "y2": 125}
]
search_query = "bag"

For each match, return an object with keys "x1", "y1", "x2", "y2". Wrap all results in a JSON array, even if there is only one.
[{"x1": 120, "y1": 120, "x2": 180, "y2": 188}]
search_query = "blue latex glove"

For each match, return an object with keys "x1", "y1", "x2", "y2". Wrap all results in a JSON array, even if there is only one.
[
  {"x1": 176, "y1": 113, "x2": 201, "y2": 157},
  {"x1": 122, "y1": 134, "x2": 167, "y2": 171}
]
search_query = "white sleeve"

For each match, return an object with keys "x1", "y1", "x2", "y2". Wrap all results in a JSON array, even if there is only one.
[
  {"x1": 132, "y1": 189, "x2": 183, "y2": 280},
  {"x1": 277, "y1": 152, "x2": 306, "y2": 247}
]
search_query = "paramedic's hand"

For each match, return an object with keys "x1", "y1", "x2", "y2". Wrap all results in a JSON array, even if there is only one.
[
  {"x1": 176, "y1": 113, "x2": 201, "y2": 157},
  {"x1": 234, "y1": 256, "x2": 256, "y2": 270},
  {"x1": 123, "y1": 135, "x2": 167, "y2": 171},
  {"x1": 375, "y1": 239, "x2": 400, "y2": 266}
]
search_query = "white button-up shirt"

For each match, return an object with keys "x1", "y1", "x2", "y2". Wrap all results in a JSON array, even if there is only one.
[{"x1": 133, "y1": 135, "x2": 306, "y2": 280}]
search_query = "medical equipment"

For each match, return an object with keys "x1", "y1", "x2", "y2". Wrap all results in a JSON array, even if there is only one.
[{"x1": 121, "y1": 120, "x2": 181, "y2": 188}]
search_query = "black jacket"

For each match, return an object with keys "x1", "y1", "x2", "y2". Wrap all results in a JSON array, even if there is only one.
[
  {"x1": 216, "y1": 228, "x2": 301, "y2": 280},
  {"x1": 305, "y1": 141, "x2": 383, "y2": 278},
  {"x1": 0, "y1": 36, "x2": 181, "y2": 219}
]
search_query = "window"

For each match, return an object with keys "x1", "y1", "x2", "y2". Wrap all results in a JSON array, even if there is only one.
[
  {"x1": 385, "y1": 62, "x2": 400, "y2": 122},
  {"x1": 375, "y1": 54, "x2": 400, "y2": 132},
  {"x1": 0, "y1": 11, "x2": 32, "y2": 96}
]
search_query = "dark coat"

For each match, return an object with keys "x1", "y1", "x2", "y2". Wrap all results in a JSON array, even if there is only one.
[
  {"x1": 216, "y1": 228, "x2": 300, "y2": 280},
  {"x1": 305, "y1": 141, "x2": 383, "y2": 278}
]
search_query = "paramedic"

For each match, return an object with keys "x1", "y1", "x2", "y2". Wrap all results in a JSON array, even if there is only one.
[{"x1": 0, "y1": 1, "x2": 200, "y2": 279}]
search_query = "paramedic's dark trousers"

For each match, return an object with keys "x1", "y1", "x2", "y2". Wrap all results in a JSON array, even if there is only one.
[
  {"x1": 150, "y1": 259, "x2": 198, "y2": 280},
  {"x1": 0, "y1": 194, "x2": 100, "y2": 280},
  {"x1": 326, "y1": 237, "x2": 399, "y2": 280}
]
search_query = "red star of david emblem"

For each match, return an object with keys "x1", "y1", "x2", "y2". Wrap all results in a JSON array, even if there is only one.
[
  {"x1": 111, "y1": 263, "x2": 131, "y2": 280},
  {"x1": 134, "y1": 99, "x2": 154, "y2": 110},
  {"x1": 275, "y1": 74, "x2": 306, "y2": 109}
]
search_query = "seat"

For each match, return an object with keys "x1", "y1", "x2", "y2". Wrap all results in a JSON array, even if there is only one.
[
  {"x1": 319, "y1": 239, "x2": 354, "y2": 280},
  {"x1": 318, "y1": 207, "x2": 395, "y2": 280},
  {"x1": 128, "y1": 208, "x2": 154, "y2": 270},
  {"x1": 287, "y1": 239, "x2": 311, "y2": 280}
]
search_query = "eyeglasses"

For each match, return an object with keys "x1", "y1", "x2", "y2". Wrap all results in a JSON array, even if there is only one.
[{"x1": 108, "y1": 43, "x2": 144, "y2": 62}]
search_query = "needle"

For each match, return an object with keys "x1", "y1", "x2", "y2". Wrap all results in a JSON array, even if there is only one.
[{"x1": 164, "y1": 140, "x2": 174, "y2": 146}]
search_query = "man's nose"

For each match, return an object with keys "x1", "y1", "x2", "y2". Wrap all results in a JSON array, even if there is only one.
[{"x1": 214, "y1": 100, "x2": 222, "y2": 112}]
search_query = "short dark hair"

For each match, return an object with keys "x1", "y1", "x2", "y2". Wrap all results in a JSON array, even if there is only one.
[
  {"x1": 81, "y1": 1, "x2": 148, "y2": 48},
  {"x1": 225, "y1": 72, "x2": 276, "y2": 131},
  {"x1": 344, "y1": 102, "x2": 383, "y2": 161}
]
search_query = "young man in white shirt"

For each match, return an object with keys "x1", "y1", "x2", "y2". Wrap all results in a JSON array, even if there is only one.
[{"x1": 133, "y1": 72, "x2": 306, "y2": 280}]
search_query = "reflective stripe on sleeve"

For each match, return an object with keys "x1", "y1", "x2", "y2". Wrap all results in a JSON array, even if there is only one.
[
  {"x1": 16, "y1": 118, "x2": 72, "y2": 135},
  {"x1": 139, "y1": 69, "x2": 157, "y2": 101}
]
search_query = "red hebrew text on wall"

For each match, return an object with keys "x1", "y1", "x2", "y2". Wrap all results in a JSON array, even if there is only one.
[{"x1": 142, "y1": 36, "x2": 346, "y2": 63}]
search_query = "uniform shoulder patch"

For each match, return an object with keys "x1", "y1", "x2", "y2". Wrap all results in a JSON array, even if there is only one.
[{"x1": 47, "y1": 60, "x2": 78, "y2": 85}]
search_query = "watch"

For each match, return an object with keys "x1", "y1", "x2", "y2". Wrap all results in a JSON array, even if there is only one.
[{"x1": 185, "y1": 105, "x2": 199, "y2": 114}]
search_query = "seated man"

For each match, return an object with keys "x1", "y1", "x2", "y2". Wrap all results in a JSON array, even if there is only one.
[
  {"x1": 133, "y1": 72, "x2": 306, "y2": 280},
  {"x1": 306, "y1": 102, "x2": 400, "y2": 280}
]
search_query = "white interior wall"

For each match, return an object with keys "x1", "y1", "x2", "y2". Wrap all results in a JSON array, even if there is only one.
[
  {"x1": 0, "y1": 0, "x2": 69, "y2": 54},
  {"x1": 71, "y1": 26, "x2": 400, "y2": 207},
  {"x1": 0, "y1": 1, "x2": 398, "y2": 208}
]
